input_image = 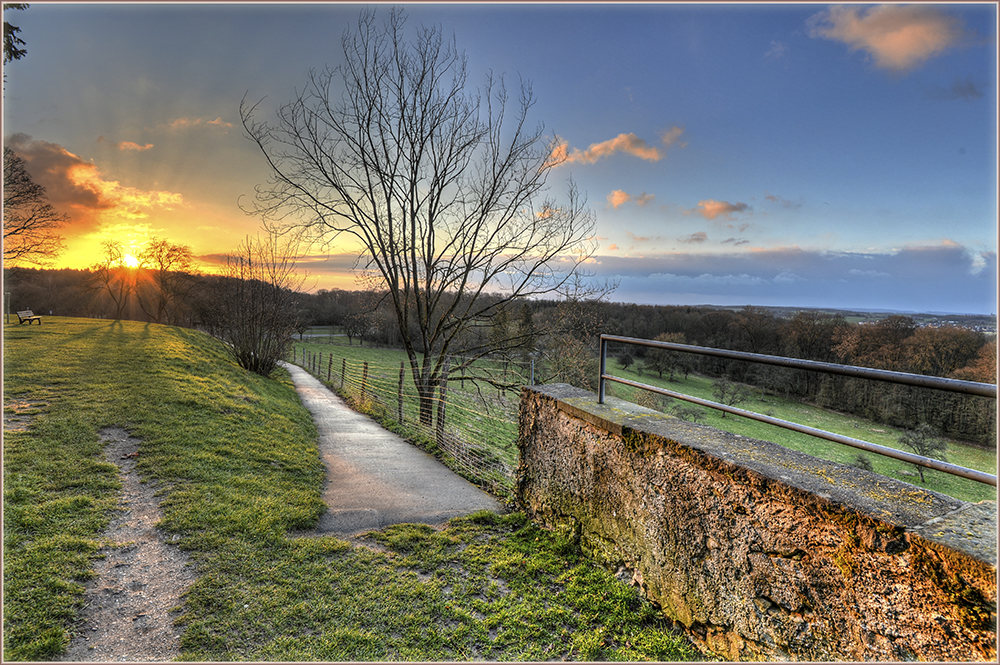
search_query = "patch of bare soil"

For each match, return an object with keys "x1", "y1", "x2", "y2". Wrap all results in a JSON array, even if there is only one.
[
  {"x1": 3, "y1": 397, "x2": 46, "y2": 433},
  {"x1": 60, "y1": 428, "x2": 196, "y2": 662}
]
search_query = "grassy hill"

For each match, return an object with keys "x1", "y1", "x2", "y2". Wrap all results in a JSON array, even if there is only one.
[{"x1": 3, "y1": 317, "x2": 700, "y2": 661}]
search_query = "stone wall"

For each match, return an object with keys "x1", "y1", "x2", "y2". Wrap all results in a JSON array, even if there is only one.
[{"x1": 516, "y1": 384, "x2": 997, "y2": 661}]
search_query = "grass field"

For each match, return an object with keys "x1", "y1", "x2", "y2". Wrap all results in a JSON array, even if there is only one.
[
  {"x1": 603, "y1": 363, "x2": 997, "y2": 504},
  {"x1": 3, "y1": 317, "x2": 701, "y2": 661}
]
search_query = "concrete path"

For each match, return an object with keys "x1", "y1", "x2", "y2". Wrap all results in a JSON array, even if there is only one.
[{"x1": 281, "y1": 362, "x2": 504, "y2": 536}]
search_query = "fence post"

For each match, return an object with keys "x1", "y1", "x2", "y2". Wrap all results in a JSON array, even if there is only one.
[
  {"x1": 361, "y1": 361, "x2": 369, "y2": 397},
  {"x1": 398, "y1": 361, "x2": 405, "y2": 424},
  {"x1": 341, "y1": 358, "x2": 346, "y2": 390},
  {"x1": 436, "y1": 356, "x2": 450, "y2": 446},
  {"x1": 599, "y1": 336, "x2": 608, "y2": 404},
  {"x1": 328, "y1": 354, "x2": 333, "y2": 383}
]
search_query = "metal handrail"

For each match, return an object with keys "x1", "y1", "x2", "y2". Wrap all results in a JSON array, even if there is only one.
[{"x1": 598, "y1": 334, "x2": 997, "y2": 487}]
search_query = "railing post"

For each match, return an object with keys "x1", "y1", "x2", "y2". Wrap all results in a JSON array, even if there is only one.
[{"x1": 599, "y1": 336, "x2": 607, "y2": 404}]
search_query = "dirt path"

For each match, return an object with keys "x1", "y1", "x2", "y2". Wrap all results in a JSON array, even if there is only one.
[{"x1": 60, "y1": 428, "x2": 195, "y2": 662}]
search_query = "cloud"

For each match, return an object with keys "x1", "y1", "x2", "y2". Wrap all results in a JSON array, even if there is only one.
[
  {"x1": 153, "y1": 116, "x2": 234, "y2": 131},
  {"x1": 764, "y1": 41, "x2": 788, "y2": 60},
  {"x1": 549, "y1": 127, "x2": 685, "y2": 166},
  {"x1": 5, "y1": 133, "x2": 184, "y2": 233},
  {"x1": 763, "y1": 193, "x2": 802, "y2": 210},
  {"x1": 721, "y1": 237, "x2": 750, "y2": 246},
  {"x1": 808, "y1": 4, "x2": 965, "y2": 73},
  {"x1": 926, "y1": 76, "x2": 985, "y2": 101},
  {"x1": 608, "y1": 190, "x2": 655, "y2": 209},
  {"x1": 689, "y1": 199, "x2": 752, "y2": 221},
  {"x1": 97, "y1": 136, "x2": 155, "y2": 151},
  {"x1": 607, "y1": 190, "x2": 631, "y2": 209},
  {"x1": 679, "y1": 232, "x2": 708, "y2": 244},
  {"x1": 119, "y1": 141, "x2": 155, "y2": 151},
  {"x1": 583, "y1": 241, "x2": 996, "y2": 314}
]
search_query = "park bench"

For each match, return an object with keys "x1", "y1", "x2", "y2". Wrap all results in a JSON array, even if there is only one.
[{"x1": 16, "y1": 310, "x2": 42, "y2": 325}]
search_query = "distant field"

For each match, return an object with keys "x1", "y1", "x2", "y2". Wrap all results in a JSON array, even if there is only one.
[{"x1": 601, "y1": 364, "x2": 997, "y2": 504}]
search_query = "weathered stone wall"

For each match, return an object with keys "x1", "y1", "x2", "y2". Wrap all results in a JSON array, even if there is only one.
[{"x1": 516, "y1": 384, "x2": 997, "y2": 661}]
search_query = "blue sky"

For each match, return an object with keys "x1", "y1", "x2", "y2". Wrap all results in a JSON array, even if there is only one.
[{"x1": 3, "y1": 2, "x2": 997, "y2": 314}]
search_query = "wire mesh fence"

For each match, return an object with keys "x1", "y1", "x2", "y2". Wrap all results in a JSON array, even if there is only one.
[{"x1": 289, "y1": 347, "x2": 521, "y2": 499}]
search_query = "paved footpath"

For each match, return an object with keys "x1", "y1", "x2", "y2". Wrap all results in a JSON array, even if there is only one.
[{"x1": 282, "y1": 362, "x2": 504, "y2": 536}]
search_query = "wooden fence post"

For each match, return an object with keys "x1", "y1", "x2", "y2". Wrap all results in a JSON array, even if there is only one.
[
  {"x1": 341, "y1": 358, "x2": 346, "y2": 390},
  {"x1": 361, "y1": 361, "x2": 369, "y2": 397},
  {"x1": 398, "y1": 361, "x2": 405, "y2": 423},
  {"x1": 436, "y1": 356, "x2": 450, "y2": 445},
  {"x1": 328, "y1": 354, "x2": 333, "y2": 383}
]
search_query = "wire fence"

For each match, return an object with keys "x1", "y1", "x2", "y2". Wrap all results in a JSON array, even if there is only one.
[{"x1": 289, "y1": 347, "x2": 522, "y2": 499}]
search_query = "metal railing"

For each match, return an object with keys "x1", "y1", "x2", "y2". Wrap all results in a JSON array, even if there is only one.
[{"x1": 598, "y1": 334, "x2": 997, "y2": 487}]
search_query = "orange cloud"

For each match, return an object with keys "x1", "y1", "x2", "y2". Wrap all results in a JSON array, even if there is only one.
[
  {"x1": 6, "y1": 133, "x2": 184, "y2": 233},
  {"x1": 549, "y1": 127, "x2": 684, "y2": 166},
  {"x1": 608, "y1": 190, "x2": 631, "y2": 209},
  {"x1": 162, "y1": 116, "x2": 234, "y2": 130},
  {"x1": 608, "y1": 190, "x2": 655, "y2": 209},
  {"x1": 808, "y1": 4, "x2": 965, "y2": 72},
  {"x1": 118, "y1": 141, "x2": 154, "y2": 151},
  {"x1": 690, "y1": 199, "x2": 751, "y2": 221}
]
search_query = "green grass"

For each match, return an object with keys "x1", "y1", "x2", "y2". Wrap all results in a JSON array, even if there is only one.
[
  {"x1": 3, "y1": 317, "x2": 702, "y2": 661},
  {"x1": 605, "y1": 364, "x2": 998, "y2": 504}
]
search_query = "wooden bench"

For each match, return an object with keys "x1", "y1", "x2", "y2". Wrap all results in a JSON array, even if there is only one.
[{"x1": 16, "y1": 310, "x2": 42, "y2": 325}]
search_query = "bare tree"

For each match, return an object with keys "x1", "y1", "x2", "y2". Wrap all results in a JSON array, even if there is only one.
[
  {"x1": 89, "y1": 240, "x2": 135, "y2": 320},
  {"x1": 207, "y1": 232, "x2": 305, "y2": 377},
  {"x1": 3, "y1": 146, "x2": 67, "y2": 266},
  {"x1": 135, "y1": 238, "x2": 197, "y2": 325},
  {"x1": 711, "y1": 378, "x2": 753, "y2": 418},
  {"x1": 241, "y1": 8, "x2": 597, "y2": 424},
  {"x1": 897, "y1": 423, "x2": 948, "y2": 484}
]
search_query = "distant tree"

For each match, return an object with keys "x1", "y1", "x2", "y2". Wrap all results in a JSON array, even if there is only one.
[
  {"x1": 897, "y1": 423, "x2": 948, "y2": 484},
  {"x1": 670, "y1": 404, "x2": 706, "y2": 424},
  {"x1": 644, "y1": 332, "x2": 687, "y2": 380},
  {"x1": 711, "y1": 378, "x2": 752, "y2": 418},
  {"x1": 207, "y1": 233, "x2": 305, "y2": 377},
  {"x1": 833, "y1": 315, "x2": 916, "y2": 370},
  {"x1": 3, "y1": 146, "x2": 67, "y2": 266},
  {"x1": 731, "y1": 305, "x2": 778, "y2": 354},
  {"x1": 135, "y1": 238, "x2": 197, "y2": 325},
  {"x1": 516, "y1": 302, "x2": 537, "y2": 361},
  {"x1": 3, "y1": 3, "x2": 27, "y2": 64},
  {"x1": 618, "y1": 352, "x2": 634, "y2": 371},
  {"x1": 950, "y1": 339, "x2": 996, "y2": 384},
  {"x1": 89, "y1": 240, "x2": 136, "y2": 320},
  {"x1": 903, "y1": 325, "x2": 984, "y2": 378},
  {"x1": 240, "y1": 7, "x2": 597, "y2": 424}
]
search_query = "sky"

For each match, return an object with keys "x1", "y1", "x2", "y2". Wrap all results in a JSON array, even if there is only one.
[{"x1": 2, "y1": 1, "x2": 997, "y2": 314}]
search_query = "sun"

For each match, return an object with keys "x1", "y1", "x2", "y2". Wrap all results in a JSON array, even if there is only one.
[{"x1": 123, "y1": 253, "x2": 140, "y2": 268}]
